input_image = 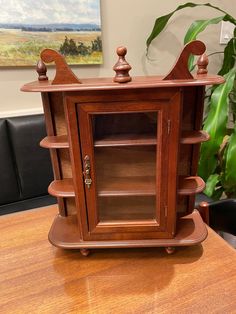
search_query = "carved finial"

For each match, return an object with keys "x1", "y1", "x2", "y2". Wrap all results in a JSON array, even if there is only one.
[
  {"x1": 36, "y1": 59, "x2": 48, "y2": 81},
  {"x1": 197, "y1": 53, "x2": 209, "y2": 75},
  {"x1": 40, "y1": 49, "x2": 81, "y2": 85},
  {"x1": 113, "y1": 46, "x2": 132, "y2": 83},
  {"x1": 163, "y1": 40, "x2": 206, "y2": 80}
]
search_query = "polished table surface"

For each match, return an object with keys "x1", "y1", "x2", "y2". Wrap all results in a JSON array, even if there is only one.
[{"x1": 1, "y1": 205, "x2": 236, "y2": 314}]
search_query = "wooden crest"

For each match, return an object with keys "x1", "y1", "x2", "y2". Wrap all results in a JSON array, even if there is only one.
[
  {"x1": 40, "y1": 49, "x2": 81, "y2": 85},
  {"x1": 163, "y1": 40, "x2": 206, "y2": 80}
]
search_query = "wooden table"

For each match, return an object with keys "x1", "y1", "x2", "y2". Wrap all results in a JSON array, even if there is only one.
[{"x1": 1, "y1": 205, "x2": 236, "y2": 313}]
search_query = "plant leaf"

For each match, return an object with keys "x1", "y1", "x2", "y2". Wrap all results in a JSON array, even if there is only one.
[
  {"x1": 223, "y1": 14, "x2": 236, "y2": 25},
  {"x1": 204, "y1": 173, "x2": 220, "y2": 198},
  {"x1": 198, "y1": 68, "x2": 236, "y2": 180},
  {"x1": 184, "y1": 17, "x2": 224, "y2": 69},
  {"x1": 223, "y1": 125, "x2": 236, "y2": 196},
  {"x1": 218, "y1": 37, "x2": 236, "y2": 76},
  {"x1": 184, "y1": 17, "x2": 224, "y2": 44},
  {"x1": 146, "y1": 2, "x2": 236, "y2": 50}
]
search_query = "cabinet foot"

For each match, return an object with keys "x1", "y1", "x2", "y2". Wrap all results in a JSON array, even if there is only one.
[
  {"x1": 80, "y1": 248, "x2": 90, "y2": 257},
  {"x1": 165, "y1": 246, "x2": 175, "y2": 254}
]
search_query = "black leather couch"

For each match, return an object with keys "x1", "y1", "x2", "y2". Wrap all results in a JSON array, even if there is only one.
[{"x1": 0, "y1": 114, "x2": 56, "y2": 215}]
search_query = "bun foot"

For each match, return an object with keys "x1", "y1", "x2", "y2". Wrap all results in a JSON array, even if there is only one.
[
  {"x1": 80, "y1": 248, "x2": 90, "y2": 257},
  {"x1": 165, "y1": 246, "x2": 175, "y2": 254}
]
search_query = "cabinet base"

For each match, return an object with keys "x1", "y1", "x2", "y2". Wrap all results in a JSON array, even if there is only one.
[{"x1": 48, "y1": 210, "x2": 207, "y2": 251}]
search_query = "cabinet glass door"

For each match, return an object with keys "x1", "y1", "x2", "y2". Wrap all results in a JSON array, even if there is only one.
[
  {"x1": 93, "y1": 112, "x2": 157, "y2": 222},
  {"x1": 78, "y1": 100, "x2": 179, "y2": 239}
]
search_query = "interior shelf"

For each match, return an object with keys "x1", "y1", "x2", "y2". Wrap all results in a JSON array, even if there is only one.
[
  {"x1": 48, "y1": 179, "x2": 75, "y2": 197},
  {"x1": 40, "y1": 135, "x2": 69, "y2": 148},
  {"x1": 97, "y1": 176, "x2": 156, "y2": 196},
  {"x1": 180, "y1": 130, "x2": 209, "y2": 144},
  {"x1": 94, "y1": 133, "x2": 157, "y2": 147},
  {"x1": 96, "y1": 175, "x2": 205, "y2": 197},
  {"x1": 94, "y1": 130, "x2": 209, "y2": 147}
]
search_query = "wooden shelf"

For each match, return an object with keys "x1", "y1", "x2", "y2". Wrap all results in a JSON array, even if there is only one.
[
  {"x1": 178, "y1": 176, "x2": 205, "y2": 195},
  {"x1": 94, "y1": 130, "x2": 209, "y2": 147},
  {"x1": 96, "y1": 175, "x2": 205, "y2": 197},
  {"x1": 48, "y1": 179, "x2": 75, "y2": 198},
  {"x1": 48, "y1": 175, "x2": 204, "y2": 199},
  {"x1": 180, "y1": 130, "x2": 209, "y2": 144},
  {"x1": 94, "y1": 133, "x2": 157, "y2": 147},
  {"x1": 48, "y1": 210, "x2": 208, "y2": 249},
  {"x1": 40, "y1": 135, "x2": 69, "y2": 148},
  {"x1": 97, "y1": 176, "x2": 156, "y2": 196}
]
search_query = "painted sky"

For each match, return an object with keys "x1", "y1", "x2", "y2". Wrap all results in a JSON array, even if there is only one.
[{"x1": 0, "y1": 0, "x2": 101, "y2": 25}]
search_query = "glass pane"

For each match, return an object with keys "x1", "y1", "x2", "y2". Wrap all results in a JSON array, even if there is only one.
[{"x1": 93, "y1": 112, "x2": 158, "y2": 222}]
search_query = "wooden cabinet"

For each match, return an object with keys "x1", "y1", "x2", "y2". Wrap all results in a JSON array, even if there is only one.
[{"x1": 22, "y1": 41, "x2": 224, "y2": 255}]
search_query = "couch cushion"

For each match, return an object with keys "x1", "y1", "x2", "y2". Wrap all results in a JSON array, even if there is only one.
[
  {"x1": 0, "y1": 120, "x2": 20, "y2": 205},
  {"x1": 7, "y1": 115, "x2": 53, "y2": 200}
]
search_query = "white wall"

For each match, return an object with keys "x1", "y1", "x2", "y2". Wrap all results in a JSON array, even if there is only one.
[{"x1": 0, "y1": 0, "x2": 234, "y2": 117}]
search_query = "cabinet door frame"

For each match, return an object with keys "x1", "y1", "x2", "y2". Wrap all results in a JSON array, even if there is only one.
[{"x1": 77, "y1": 92, "x2": 181, "y2": 240}]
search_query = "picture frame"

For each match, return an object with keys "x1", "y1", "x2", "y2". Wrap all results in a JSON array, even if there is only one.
[{"x1": 0, "y1": 0, "x2": 102, "y2": 66}]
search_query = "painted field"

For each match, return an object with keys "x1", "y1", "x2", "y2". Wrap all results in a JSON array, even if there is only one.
[{"x1": 0, "y1": 29, "x2": 102, "y2": 66}]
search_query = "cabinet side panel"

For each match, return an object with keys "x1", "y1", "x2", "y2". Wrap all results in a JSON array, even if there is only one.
[
  {"x1": 50, "y1": 93, "x2": 67, "y2": 135},
  {"x1": 58, "y1": 149, "x2": 72, "y2": 178},
  {"x1": 178, "y1": 86, "x2": 205, "y2": 215},
  {"x1": 49, "y1": 93, "x2": 74, "y2": 217},
  {"x1": 188, "y1": 86, "x2": 206, "y2": 212},
  {"x1": 41, "y1": 92, "x2": 66, "y2": 216},
  {"x1": 166, "y1": 91, "x2": 182, "y2": 236}
]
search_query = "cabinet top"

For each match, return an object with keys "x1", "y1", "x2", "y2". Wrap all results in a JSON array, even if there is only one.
[
  {"x1": 21, "y1": 74, "x2": 224, "y2": 93},
  {"x1": 21, "y1": 41, "x2": 224, "y2": 92}
]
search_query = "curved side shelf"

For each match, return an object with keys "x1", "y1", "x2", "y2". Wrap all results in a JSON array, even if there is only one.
[
  {"x1": 180, "y1": 130, "x2": 209, "y2": 144},
  {"x1": 40, "y1": 135, "x2": 69, "y2": 148},
  {"x1": 178, "y1": 176, "x2": 205, "y2": 195},
  {"x1": 48, "y1": 179, "x2": 75, "y2": 197}
]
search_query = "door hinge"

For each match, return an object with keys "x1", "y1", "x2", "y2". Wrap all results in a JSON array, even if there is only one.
[
  {"x1": 167, "y1": 119, "x2": 171, "y2": 135},
  {"x1": 165, "y1": 205, "x2": 168, "y2": 217}
]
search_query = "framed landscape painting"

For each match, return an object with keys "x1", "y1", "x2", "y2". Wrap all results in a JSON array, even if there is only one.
[{"x1": 0, "y1": 0, "x2": 102, "y2": 66}]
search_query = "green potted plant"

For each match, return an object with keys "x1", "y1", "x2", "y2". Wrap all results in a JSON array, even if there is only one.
[{"x1": 146, "y1": 2, "x2": 236, "y2": 200}]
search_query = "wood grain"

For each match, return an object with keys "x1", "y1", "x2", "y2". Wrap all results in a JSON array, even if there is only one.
[{"x1": 1, "y1": 205, "x2": 236, "y2": 314}]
